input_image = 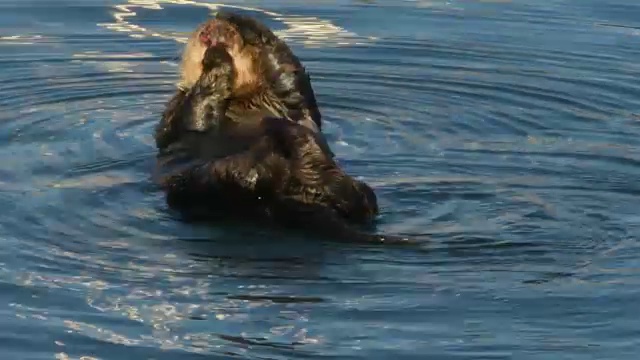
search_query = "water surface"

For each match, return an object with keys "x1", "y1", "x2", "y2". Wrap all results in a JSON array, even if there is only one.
[{"x1": 1, "y1": 0, "x2": 640, "y2": 359}]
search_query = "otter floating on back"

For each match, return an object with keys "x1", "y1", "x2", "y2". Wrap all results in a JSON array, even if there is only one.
[{"x1": 153, "y1": 11, "x2": 410, "y2": 244}]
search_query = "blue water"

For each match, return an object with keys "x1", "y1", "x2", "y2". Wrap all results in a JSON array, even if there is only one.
[{"x1": 1, "y1": 0, "x2": 640, "y2": 359}]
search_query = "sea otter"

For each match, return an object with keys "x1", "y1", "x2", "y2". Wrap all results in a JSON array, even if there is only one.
[
  {"x1": 155, "y1": 11, "x2": 325, "y2": 151},
  {"x1": 153, "y1": 12, "x2": 407, "y2": 243}
]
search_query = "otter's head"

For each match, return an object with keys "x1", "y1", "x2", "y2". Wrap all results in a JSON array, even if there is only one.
[{"x1": 179, "y1": 14, "x2": 264, "y2": 92}]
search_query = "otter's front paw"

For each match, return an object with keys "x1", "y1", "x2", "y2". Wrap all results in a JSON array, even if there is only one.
[{"x1": 202, "y1": 44, "x2": 234, "y2": 72}]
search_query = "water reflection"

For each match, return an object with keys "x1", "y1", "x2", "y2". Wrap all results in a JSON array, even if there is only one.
[
  {"x1": 1, "y1": 0, "x2": 640, "y2": 359},
  {"x1": 6, "y1": 218, "x2": 347, "y2": 355},
  {"x1": 98, "y1": 0, "x2": 375, "y2": 47},
  {"x1": 0, "y1": 35, "x2": 47, "y2": 45}
]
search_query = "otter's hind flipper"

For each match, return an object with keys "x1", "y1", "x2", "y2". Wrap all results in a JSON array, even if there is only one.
[{"x1": 261, "y1": 117, "x2": 373, "y2": 221}]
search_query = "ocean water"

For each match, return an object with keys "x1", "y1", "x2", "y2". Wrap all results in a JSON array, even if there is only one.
[{"x1": 1, "y1": 0, "x2": 640, "y2": 359}]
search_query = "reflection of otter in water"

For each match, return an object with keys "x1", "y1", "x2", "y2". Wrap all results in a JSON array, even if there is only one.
[{"x1": 154, "y1": 12, "x2": 407, "y2": 243}]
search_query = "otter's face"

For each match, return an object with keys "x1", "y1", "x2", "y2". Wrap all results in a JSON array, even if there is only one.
[
  {"x1": 179, "y1": 18, "x2": 257, "y2": 91},
  {"x1": 197, "y1": 19, "x2": 245, "y2": 54}
]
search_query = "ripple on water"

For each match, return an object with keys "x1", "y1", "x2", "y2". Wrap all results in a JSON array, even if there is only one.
[{"x1": 2, "y1": 0, "x2": 640, "y2": 359}]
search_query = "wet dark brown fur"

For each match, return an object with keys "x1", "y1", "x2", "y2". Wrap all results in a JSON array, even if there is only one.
[{"x1": 153, "y1": 12, "x2": 408, "y2": 244}]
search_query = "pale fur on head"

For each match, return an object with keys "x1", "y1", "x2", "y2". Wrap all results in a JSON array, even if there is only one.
[
  {"x1": 177, "y1": 19, "x2": 258, "y2": 92},
  {"x1": 178, "y1": 24, "x2": 207, "y2": 91}
]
